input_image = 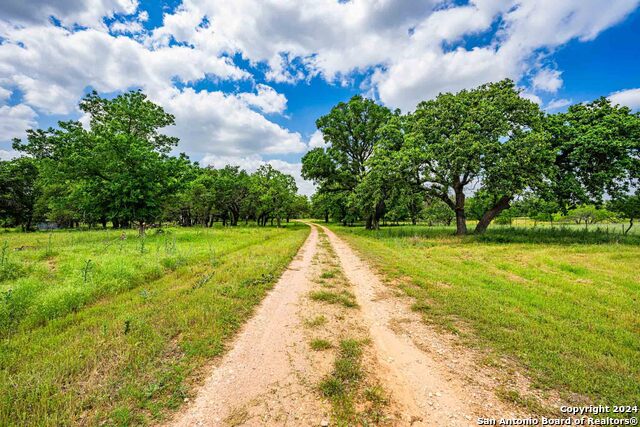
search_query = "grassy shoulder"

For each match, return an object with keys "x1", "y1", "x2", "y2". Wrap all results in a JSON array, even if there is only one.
[
  {"x1": 329, "y1": 224, "x2": 640, "y2": 410},
  {"x1": 0, "y1": 224, "x2": 309, "y2": 426}
]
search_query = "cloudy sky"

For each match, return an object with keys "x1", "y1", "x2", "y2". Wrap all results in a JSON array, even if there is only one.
[{"x1": 1, "y1": 0, "x2": 640, "y2": 194}]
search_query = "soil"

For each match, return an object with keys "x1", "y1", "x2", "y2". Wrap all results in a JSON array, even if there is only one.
[{"x1": 167, "y1": 223, "x2": 536, "y2": 426}]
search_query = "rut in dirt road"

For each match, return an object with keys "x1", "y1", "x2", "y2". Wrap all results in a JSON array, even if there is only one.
[
  {"x1": 318, "y1": 225, "x2": 531, "y2": 426},
  {"x1": 169, "y1": 225, "x2": 328, "y2": 426},
  {"x1": 169, "y1": 223, "x2": 531, "y2": 426}
]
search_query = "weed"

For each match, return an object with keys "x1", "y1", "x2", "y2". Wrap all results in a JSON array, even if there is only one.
[
  {"x1": 192, "y1": 272, "x2": 213, "y2": 290},
  {"x1": 310, "y1": 290, "x2": 358, "y2": 308},
  {"x1": 0, "y1": 241, "x2": 8, "y2": 266},
  {"x1": 139, "y1": 235, "x2": 146, "y2": 254},
  {"x1": 310, "y1": 338, "x2": 332, "y2": 350},
  {"x1": 224, "y1": 407, "x2": 249, "y2": 427},
  {"x1": 0, "y1": 225, "x2": 310, "y2": 425},
  {"x1": 123, "y1": 319, "x2": 132, "y2": 335},
  {"x1": 46, "y1": 233, "x2": 53, "y2": 257},
  {"x1": 82, "y1": 259, "x2": 93, "y2": 284},
  {"x1": 0, "y1": 241, "x2": 24, "y2": 282},
  {"x1": 304, "y1": 315, "x2": 327, "y2": 328},
  {"x1": 496, "y1": 388, "x2": 548, "y2": 414},
  {"x1": 320, "y1": 269, "x2": 338, "y2": 279},
  {"x1": 319, "y1": 339, "x2": 366, "y2": 424},
  {"x1": 241, "y1": 273, "x2": 274, "y2": 287},
  {"x1": 319, "y1": 377, "x2": 344, "y2": 397}
]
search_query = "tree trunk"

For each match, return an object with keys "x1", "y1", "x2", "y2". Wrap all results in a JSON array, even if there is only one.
[
  {"x1": 230, "y1": 208, "x2": 239, "y2": 226},
  {"x1": 374, "y1": 201, "x2": 385, "y2": 230},
  {"x1": 324, "y1": 211, "x2": 329, "y2": 223},
  {"x1": 365, "y1": 215, "x2": 373, "y2": 230},
  {"x1": 625, "y1": 217, "x2": 634, "y2": 235},
  {"x1": 372, "y1": 216, "x2": 380, "y2": 230},
  {"x1": 454, "y1": 188, "x2": 467, "y2": 235},
  {"x1": 475, "y1": 195, "x2": 511, "y2": 234},
  {"x1": 138, "y1": 221, "x2": 146, "y2": 236}
]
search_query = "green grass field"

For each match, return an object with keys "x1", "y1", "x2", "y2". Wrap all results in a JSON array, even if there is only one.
[
  {"x1": 330, "y1": 224, "x2": 640, "y2": 410},
  {"x1": 0, "y1": 225, "x2": 309, "y2": 426}
]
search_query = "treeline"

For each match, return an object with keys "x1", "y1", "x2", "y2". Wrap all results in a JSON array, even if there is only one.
[
  {"x1": 0, "y1": 91, "x2": 307, "y2": 232},
  {"x1": 302, "y1": 80, "x2": 640, "y2": 234},
  {"x1": 345, "y1": 196, "x2": 637, "y2": 234}
]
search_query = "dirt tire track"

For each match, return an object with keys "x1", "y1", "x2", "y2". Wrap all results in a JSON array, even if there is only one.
[
  {"x1": 169, "y1": 226, "x2": 329, "y2": 426},
  {"x1": 320, "y1": 224, "x2": 528, "y2": 426},
  {"x1": 169, "y1": 223, "x2": 530, "y2": 426}
]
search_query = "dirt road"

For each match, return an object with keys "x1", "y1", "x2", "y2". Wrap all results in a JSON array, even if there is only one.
[{"x1": 168, "y1": 223, "x2": 529, "y2": 426}]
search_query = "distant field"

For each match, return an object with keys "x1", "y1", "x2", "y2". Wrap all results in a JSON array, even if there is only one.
[
  {"x1": 382, "y1": 218, "x2": 640, "y2": 236},
  {"x1": 0, "y1": 225, "x2": 309, "y2": 426},
  {"x1": 330, "y1": 225, "x2": 640, "y2": 410}
]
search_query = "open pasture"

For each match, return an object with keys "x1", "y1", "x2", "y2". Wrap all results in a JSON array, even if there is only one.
[
  {"x1": 0, "y1": 225, "x2": 309, "y2": 426},
  {"x1": 331, "y1": 225, "x2": 640, "y2": 409}
]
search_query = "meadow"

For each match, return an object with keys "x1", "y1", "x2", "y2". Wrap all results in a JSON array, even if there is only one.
[
  {"x1": 330, "y1": 224, "x2": 640, "y2": 410},
  {"x1": 0, "y1": 225, "x2": 309, "y2": 426}
]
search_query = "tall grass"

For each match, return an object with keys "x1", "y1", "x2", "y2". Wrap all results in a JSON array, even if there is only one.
[
  {"x1": 0, "y1": 224, "x2": 309, "y2": 426},
  {"x1": 342, "y1": 224, "x2": 640, "y2": 245}
]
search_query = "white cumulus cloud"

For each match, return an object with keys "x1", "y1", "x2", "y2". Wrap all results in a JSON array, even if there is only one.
[
  {"x1": 532, "y1": 69, "x2": 563, "y2": 93},
  {"x1": 0, "y1": 0, "x2": 138, "y2": 28},
  {"x1": 237, "y1": 84, "x2": 288, "y2": 115},
  {"x1": 545, "y1": 98, "x2": 572, "y2": 111},
  {"x1": 156, "y1": 88, "x2": 305, "y2": 158},
  {"x1": 609, "y1": 88, "x2": 640, "y2": 110},
  {"x1": 0, "y1": 104, "x2": 37, "y2": 143},
  {"x1": 146, "y1": 0, "x2": 639, "y2": 110}
]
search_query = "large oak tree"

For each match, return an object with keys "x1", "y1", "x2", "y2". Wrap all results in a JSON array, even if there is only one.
[
  {"x1": 405, "y1": 79, "x2": 553, "y2": 234},
  {"x1": 301, "y1": 95, "x2": 392, "y2": 229},
  {"x1": 13, "y1": 90, "x2": 189, "y2": 233}
]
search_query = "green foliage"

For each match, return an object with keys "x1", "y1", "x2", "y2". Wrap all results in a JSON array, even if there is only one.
[
  {"x1": 545, "y1": 98, "x2": 640, "y2": 207},
  {"x1": 406, "y1": 79, "x2": 551, "y2": 234},
  {"x1": 185, "y1": 166, "x2": 252, "y2": 226},
  {"x1": 13, "y1": 90, "x2": 189, "y2": 231},
  {"x1": 0, "y1": 157, "x2": 41, "y2": 230},
  {"x1": 250, "y1": 164, "x2": 299, "y2": 226},
  {"x1": 306, "y1": 81, "x2": 638, "y2": 236},
  {"x1": 302, "y1": 95, "x2": 392, "y2": 228},
  {"x1": 562, "y1": 205, "x2": 617, "y2": 226},
  {"x1": 608, "y1": 194, "x2": 640, "y2": 234},
  {"x1": 7, "y1": 89, "x2": 305, "y2": 232},
  {"x1": 422, "y1": 199, "x2": 453, "y2": 226}
]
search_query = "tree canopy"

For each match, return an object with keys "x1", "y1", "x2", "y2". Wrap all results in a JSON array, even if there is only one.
[
  {"x1": 305, "y1": 79, "x2": 640, "y2": 234},
  {"x1": 4, "y1": 90, "x2": 303, "y2": 232},
  {"x1": 4, "y1": 82, "x2": 638, "y2": 235}
]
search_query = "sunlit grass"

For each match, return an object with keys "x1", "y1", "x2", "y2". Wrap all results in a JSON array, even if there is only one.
[
  {"x1": 0, "y1": 224, "x2": 309, "y2": 426},
  {"x1": 331, "y1": 224, "x2": 640, "y2": 408}
]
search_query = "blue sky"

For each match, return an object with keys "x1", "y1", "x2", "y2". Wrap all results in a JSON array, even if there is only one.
[{"x1": 1, "y1": 0, "x2": 639, "y2": 194}]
